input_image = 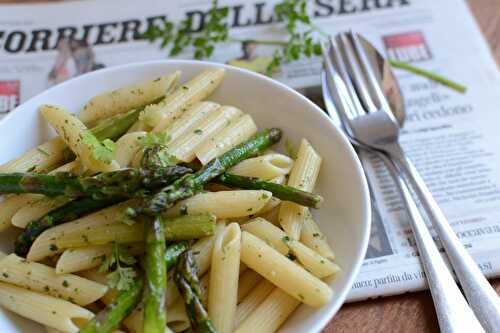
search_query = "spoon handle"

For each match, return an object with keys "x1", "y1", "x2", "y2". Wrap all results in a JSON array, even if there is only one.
[{"x1": 386, "y1": 142, "x2": 500, "y2": 333}]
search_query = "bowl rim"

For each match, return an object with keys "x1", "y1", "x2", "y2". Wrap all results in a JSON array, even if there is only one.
[{"x1": 2, "y1": 59, "x2": 371, "y2": 332}]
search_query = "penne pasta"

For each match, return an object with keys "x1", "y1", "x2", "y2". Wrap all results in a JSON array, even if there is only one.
[
  {"x1": 11, "y1": 196, "x2": 71, "y2": 229},
  {"x1": 165, "y1": 190, "x2": 272, "y2": 219},
  {"x1": 234, "y1": 279, "x2": 275, "y2": 328},
  {"x1": 80, "y1": 71, "x2": 181, "y2": 125},
  {"x1": 162, "y1": 101, "x2": 221, "y2": 143},
  {"x1": 28, "y1": 210, "x2": 210, "y2": 262},
  {"x1": 123, "y1": 300, "x2": 188, "y2": 333},
  {"x1": 229, "y1": 154, "x2": 294, "y2": 180},
  {"x1": 0, "y1": 194, "x2": 42, "y2": 231},
  {"x1": 40, "y1": 105, "x2": 120, "y2": 173},
  {"x1": 27, "y1": 200, "x2": 137, "y2": 261},
  {"x1": 196, "y1": 114, "x2": 258, "y2": 165},
  {"x1": 112, "y1": 131, "x2": 147, "y2": 167},
  {"x1": 240, "y1": 231, "x2": 332, "y2": 307},
  {"x1": 0, "y1": 253, "x2": 108, "y2": 305},
  {"x1": 149, "y1": 68, "x2": 225, "y2": 132},
  {"x1": 0, "y1": 282, "x2": 94, "y2": 333},
  {"x1": 234, "y1": 288, "x2": 300, "y2": 333},
  {"x1": 167, "y1": 300, "x2": 190, "y2": 332},
  {"x1": 0, "y1": 137, "x2": 66, "y2": 173},
  {"x1": 77, "y1": 268, "x2": 117, "y2": 306},
  {"x1": 279, "y1": 138, "x2": 321, "y2": 240},
  {"x1": 208, "y1": 223, "x2": 241, "y2": 333},
  {"x1": 55, "y1": 243, "x2": 143, "y2": 274},
  {"x1": 237, "y1": 269, "x2": 262, "y2": 303},
  {"x1": 168, "y1": 105, "x2": 243, "y2": 162},
  {"x1": 242, "y1": 218, "x2": 340, "y2": 278},
  {"x1": 301, "y1": 210, "x2": 336, "y2": 260}
]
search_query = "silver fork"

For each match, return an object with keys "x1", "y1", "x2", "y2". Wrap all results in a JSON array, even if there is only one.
[{"x1": 323, "y1": 32, "x2": 499, "y2": 332}]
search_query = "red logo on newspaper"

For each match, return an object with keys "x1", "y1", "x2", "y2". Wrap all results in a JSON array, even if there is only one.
[
  {"x1": 383, "y1": 31, "x2": 432, "y2": 63},
  {"x1": 0, "y1": 80, "x2": 20, "y2": 113}
]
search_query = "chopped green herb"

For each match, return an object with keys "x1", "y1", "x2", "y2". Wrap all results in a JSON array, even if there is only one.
[
  {"x1": 82, "y1": 131, "x2": 115, "y2": 163},
  {"x1": 138, "y1": 132, "x2": 171, "y2": 148},
  {"x1": 49, "y1": 244, "x2": 58, "y2": 251},
  {"x1": 98, "y1": 243, "x2": 137, "y2": 291},
  {"x1": 194, "y1": 129, "x2": 203, "y2": 135},
  {"x1": 62, "y1": 280, "x2": 69, "y2": 288}
]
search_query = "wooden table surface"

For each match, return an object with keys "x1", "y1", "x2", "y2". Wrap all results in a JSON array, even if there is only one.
[{"x1": 1, "y1": 0, "x2": 499, "y2": 332}]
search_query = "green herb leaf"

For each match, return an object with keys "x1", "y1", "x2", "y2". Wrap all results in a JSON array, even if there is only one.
[
  {"x1": 138, "y1": 132, "x2": 171, "y2": 148},
  {"x1": 98, "y1": 243, "x2": 137, "y2": 290},
  {"x1": 82, "y1": 131, "x2": 115, "y2": 163}
]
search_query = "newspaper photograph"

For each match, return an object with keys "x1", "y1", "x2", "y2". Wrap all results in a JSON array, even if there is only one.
[{"x1": 1, "y1": 0, "x2": 500, "y2": 303}]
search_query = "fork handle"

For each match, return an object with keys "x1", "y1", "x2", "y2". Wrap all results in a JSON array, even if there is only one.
[
  {"x1": 378, "y1": 152, "x2": 484, "y2": 333},
  {"x1": 386, "y1": 143, "x2": 500, "y2": 333}
]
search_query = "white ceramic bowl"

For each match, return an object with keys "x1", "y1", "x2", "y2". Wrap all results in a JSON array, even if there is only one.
[{"x1": 0, "y1": 60, "x2": 370, "y2": 333}]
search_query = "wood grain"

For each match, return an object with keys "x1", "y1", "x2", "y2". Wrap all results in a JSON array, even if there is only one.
[{"x1": 0, "y1": 0, "x2": 499, "y2": 332}]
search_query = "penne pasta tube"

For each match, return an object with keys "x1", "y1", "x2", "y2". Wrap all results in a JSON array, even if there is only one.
[
  {"x1": 0, "y1": 253, "x2": 108, "y2": 305},
  {"x1": 301, "y1": 210, "x2": 335, "y2": 260},
  {"x1": 27, "y1": 200, "x2": 137, "y2": 261},
  {"x1": 40, "y1": 105, "x2": 120, "y2": 173},
  {"x1": 242, "y1": 218, "x2": 340, "y2": 278},
  {"x1": 162, "y1": 101, "x2": 221, "y2": 142},
  {"x1": 234, "y1": 279, "x2": 275, "y2": 328},
  {"x1": 150, "y1": 68, "x2": 225, "y2": 132},
  {"x1": 237, "y1": 269, "x2": 262, "y2": 303},
  {"x1": 195, "y1": 113, "x2": 258, "y2": 165},
  {"x1": 55, "y1": 243, "x2": 143, "y2": 274},
  {"x1": 279, "y1": 138, "x2": 321, "y2": 240},
  {"x1": 165, "y1": 190, "x2": 272, "y2": 219},
  {"x1": 0, "y1": 137, "x2": 66, "y2": 173},
  {"x1": 168, "y1": 105, "x2": 242, "y2": 162},
  {"x1": 123, "y1": 300, "x2": 189, "y2": 333},
  {"x1": 0, "y1": 194, "x2": 41, "y2": 230},
  {"x1": 256, "y1": 205, "x2": 281, "y2": 225},
  {"x1": 77, "y1": 268, "x2": 117, "y2": 306},
  {"x1": 11, "y1": 196, "x2": 71, "y2": 229},
  {"x1": 234, "y1": 288, "x2": 300, "y2": 333},
  {"x1": 208, "y1": 223, "x2": 241, "y2": 333},
  {"x1": 112, "y1": 131, "x2": 147, "y2": 167},
  {"x1": 167, "y1": 299, "x2": 191, "y2": 332},
  {"x1": 229, "y1": 154, "x2": 294, "y2": 180},
  {"x1": 29, "y1": 211, "x2": 213, "y2": 262},
  {"x1": 240, "y1": 231, "x2": 332, "y2": 307},
  {"x1": 80, "y1": 71, "x2": 181, "y2": 124},
  {"x1": 0, "y1": 282, "x2": 94, "y2": 333}
]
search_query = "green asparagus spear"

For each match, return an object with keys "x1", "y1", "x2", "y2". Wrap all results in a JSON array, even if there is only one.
[
  {"x1": 80, "y1": 275, "x2": 144, "y2": 333},
  {"x1": 163, "y1": 213, "x2": 216, "y2": 241},
  {"x1": 215, "y1": 173, "x2": 324, "y2": 208},
  {"x1": 143, "y1": 216, "x2": 167, "y2": 333},
  {"x1": 0, "y1": 166, "x2": 191, "y2": 198},
  {"x1": 136, "y1": 128, "x2": 282, "y2": 216},
  {"x1": 175, "y1": 249, "x2": 218, "y2": 333},
  {"x1": 14, "y1": 196, "x2": 124, "y2": 256},
  {"x1": 165, "y1": 241, "x2": 189, "y2": 271}
]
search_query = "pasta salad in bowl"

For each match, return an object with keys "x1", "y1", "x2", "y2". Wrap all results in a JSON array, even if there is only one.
[{"x1": 0, "y1": 60, "x2": 370, "y2": 333}]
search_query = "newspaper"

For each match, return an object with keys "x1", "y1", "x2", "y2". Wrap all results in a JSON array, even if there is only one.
[{"x1": 1, "y1": 0, "x2": 500, "y2": 302}]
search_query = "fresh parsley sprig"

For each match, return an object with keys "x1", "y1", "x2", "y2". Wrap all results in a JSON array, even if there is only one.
[{"x1": 98, "y1": 243, "x2": 137, "y2": 290}]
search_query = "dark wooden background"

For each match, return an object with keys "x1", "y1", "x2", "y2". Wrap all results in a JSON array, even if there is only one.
[{"x1": 0, "y1": 0, "x2": 499, "y2": 332}]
